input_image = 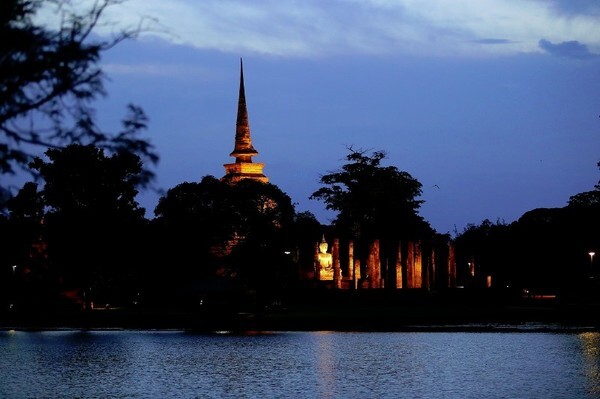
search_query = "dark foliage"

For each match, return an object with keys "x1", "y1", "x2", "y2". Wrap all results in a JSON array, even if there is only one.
[
  {"x1": 31, "y1": 144, "x2": 146, "y2": 221},
  {"x1": 310, "y1": 147, "x2": 433, "y2": 241},
  {"x1": 455, "y1": 207, "x2": 600, "y2": 294},
  {"x1": 568, "y1": 161, "x2": 600, "y2": 208},
  {"x1": 288, "y1": 211, "x2": 325, "y2": 280},
  {"x1": 453, "y1": 219, "x2": 513, "y2": 288},
  {"x1": 152, "y1": 176, "x2": 297, "y2": 302},
  {"x1": 2, "y1": 144, "x2": 150, "y2": 309},
  {"x1": 0, "y1": 0, "x2": 157, "y2": 198}
]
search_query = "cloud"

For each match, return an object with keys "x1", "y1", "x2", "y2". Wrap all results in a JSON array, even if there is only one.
[
  {"x1": 547, "y1": 0, "x2": 600, "y2": 17},
  {"x1": 538, "y1": 39, "x2": 598, "y2": 59},
  {"x1": 38, "y1": 0, "x2": 600, "y2": 58},
  {"x1": 103, "y1": 63, "x2": 217, "y2": 78},
  {"x1": 473, "y1": 39, "x2": 516, "y2": 45}
]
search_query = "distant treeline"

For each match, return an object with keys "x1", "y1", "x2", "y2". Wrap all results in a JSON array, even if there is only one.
[{"x1": 1, "y1": 145, "x2": 598, "y2": 312}]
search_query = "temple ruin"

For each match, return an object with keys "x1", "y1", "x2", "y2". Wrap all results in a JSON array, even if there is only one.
[
  {"x1": 223, "y1": 59, "x2": 268, "y2": 183},
  {"x1": 221, "y1": 60, "x2": 458, "y2": 290},
  {"x1": 313, "y1": 237, "x2": 458, "y2": 290}
]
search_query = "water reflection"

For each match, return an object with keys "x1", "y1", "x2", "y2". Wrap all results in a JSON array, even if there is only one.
[
  {"x1": 315, "y1": 332, "x2": 336, "y2": 399},
  {"x1": 0, "y1": 330, "x2": 599, "y2": 398},
  {"x1": 579, "y1": 332, "x2": 600, "y2": 396}
]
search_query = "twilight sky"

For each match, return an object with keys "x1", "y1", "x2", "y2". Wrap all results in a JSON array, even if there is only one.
[{"x1": 42, "y1": 0, "x2": 600, "y2": 235}]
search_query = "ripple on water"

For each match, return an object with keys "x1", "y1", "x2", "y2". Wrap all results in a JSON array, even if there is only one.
[{"x1": 0, "y1": 330, "x2": 598, "y2": 398}]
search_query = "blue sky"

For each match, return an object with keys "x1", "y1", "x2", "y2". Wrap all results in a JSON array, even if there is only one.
[{"x1": 40, "y1": 0, "x2": 600, "y2": 235}]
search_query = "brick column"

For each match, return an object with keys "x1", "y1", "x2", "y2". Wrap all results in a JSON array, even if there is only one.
[
  {"x1": 395, "y1": 241, "x2": 403, "y2": 289},
  {"x1": 414, "y1": 240, "x2": 422, "y2": 289},
  {"x1": 448, "y1": 241, "x2": 457, "y2": 288},
  {"x1": 333, "y1": 238, "x2": 341, "y2": 289},
  {"x1": 406, "y1": 241, "x2": 414, "y2": 288}
]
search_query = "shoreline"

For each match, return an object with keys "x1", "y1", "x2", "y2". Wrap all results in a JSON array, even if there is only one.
[{"x1": 2, "y1": 300, "x2": 600, "y2": 333}]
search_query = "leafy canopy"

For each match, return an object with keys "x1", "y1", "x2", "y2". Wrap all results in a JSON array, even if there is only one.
[
  {"x1": 310, "y1": 147, "x2": 431, "y2": 239},
  {"x1": 0, "y1": 0, "x2": 157, "y2": 187},
  {"x1": 30, "y1": 143, "x2": 146, "y2": 222},
  {"x1": 568, "y1": 161, "x2": 600, "y2": 208},
  {"x1": 154, "y1": 176, "x2": 296, "y2": 287},
  {"x1": 155, "y1": 175, "x2": 295, "y2": 243}
]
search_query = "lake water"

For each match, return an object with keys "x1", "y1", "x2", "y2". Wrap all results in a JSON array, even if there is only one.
[{"x1": 0, "y1": 329, "x2": 599, "y2": 398}]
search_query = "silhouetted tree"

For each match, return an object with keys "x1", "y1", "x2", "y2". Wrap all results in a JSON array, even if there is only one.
[
  {"x1": 492, "y1": 161, "x2": 600, "y2": 294},
  {"x1": 151, "y1": 177, "x2": 236, "y2": 298},
  {"x1": 568, "y1": 161, "x2": 600, "y2": 208},
  {"x1": 2, "y1": 182, "x2": 44, "y2": 268},
  {"x1": 153, "y1": 176, "x2": 296, "y2": 303},
  {"x1": 288, "y1": 211, "x2": 324, "y2": 281},
  {"x1": 0, "y1": 182, "x2": 46, "y2": 308},
  {"x1": 29, "y1": 144, "x2": 148, "y2": 308},
  {"x1": 310, "y1": 147, "x2": 432, "y2": 241},
  {"x1": 6, "y1": 182, "x2": 44, "y2": 220},
  {"x1": 31, "y1": 144, "x2": 146, "y2": 221},
  {"x1": 229, "y1": 178, "x2": 296, "y2": 296},
  {"x1": 455, "y1": 199, "x2": 600, "y2": 296},
  {"x1": 0, "y1": 0, "x2": 157, "y2": 199},
  {"x1": 454, "y1": 219, "x2": 513, "y2": 288},
  {"x1": 510, "y1": 208, "x2": 588, "y2": 293}
]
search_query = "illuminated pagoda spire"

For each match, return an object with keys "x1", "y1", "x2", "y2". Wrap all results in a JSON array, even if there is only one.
[{"x1": 223, "y1": 58, "x2": 268, "y2": 183}]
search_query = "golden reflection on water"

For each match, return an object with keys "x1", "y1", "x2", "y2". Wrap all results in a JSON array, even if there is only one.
[
  {"x1": 579, "y1": 332, "x2": 600, "y2": 395},
  {"x1": 316, "y1": 332, "x2": 336, "y2": 399}
]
